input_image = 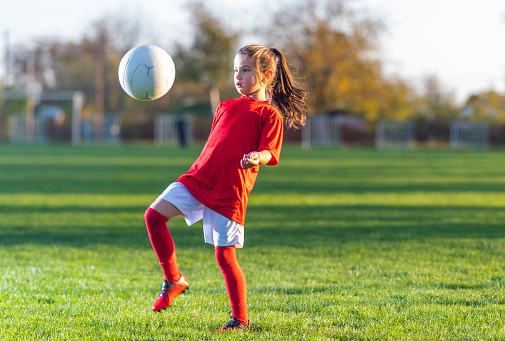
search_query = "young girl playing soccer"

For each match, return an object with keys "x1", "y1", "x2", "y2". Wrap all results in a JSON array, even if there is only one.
[{"x1": 144, "y1": 44, "x2": 307, "y2": 332}]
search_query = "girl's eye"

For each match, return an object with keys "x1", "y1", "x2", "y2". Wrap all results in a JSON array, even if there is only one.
[{"x1": 234, "y1": 67, "x2": 252, "y2": 73}]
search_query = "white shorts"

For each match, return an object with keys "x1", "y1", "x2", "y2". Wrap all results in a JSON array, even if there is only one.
[{"x1": 156, "y1": 182, "x2": 244, "y2": 248}]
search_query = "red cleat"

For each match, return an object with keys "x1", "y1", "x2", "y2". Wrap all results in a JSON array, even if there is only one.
[{"x1": 151, "y1": 273, "x2": 189, "y2": 312}]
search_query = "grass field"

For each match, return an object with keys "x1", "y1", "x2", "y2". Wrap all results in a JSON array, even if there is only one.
[{"x1": 1, "y1": 144, "x2": 505, "y2": 340}]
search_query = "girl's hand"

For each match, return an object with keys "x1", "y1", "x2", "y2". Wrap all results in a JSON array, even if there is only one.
[{"x1": 241, "y1": 151, "x2": 260, "y2": 168}]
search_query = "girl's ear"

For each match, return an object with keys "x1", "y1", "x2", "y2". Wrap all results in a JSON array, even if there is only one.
[{"x1": 262, "y1": 69, "x2": 274, "y2": 84}]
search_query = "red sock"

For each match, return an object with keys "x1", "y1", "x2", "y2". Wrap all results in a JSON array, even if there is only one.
[
  {"x1": 145, "y1": 207, "x2": 180, "y2": 282},
  {"x1": 215, "y1": 246, "x2": 248, "y2": 325}
]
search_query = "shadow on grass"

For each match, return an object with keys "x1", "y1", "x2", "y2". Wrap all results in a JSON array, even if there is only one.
[
  {"x1": 0, "y1": 164, "x2": 185, "y2": 195},
  {"x1": 3, "y1": 175, "x2": 505, "y2": 194},
  {"x1": 0, "y1": 205, "x2": 148, "y2": 214},
  {"x1": 0, "y1": 224, "x2": 203, "y2": 250},
  {"x1": 255, "y1": 180, "x2": 505, "y2": 194},
  {"x1": 0, "y1": 204, "x2": 503, "y2": 248}
]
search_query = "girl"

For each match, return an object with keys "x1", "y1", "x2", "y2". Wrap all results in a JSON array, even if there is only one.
[{"x1": 144, "y1": 44, "x2": 307, "y2": 332}]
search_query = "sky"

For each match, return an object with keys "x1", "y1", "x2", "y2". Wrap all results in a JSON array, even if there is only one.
[{"x1": 1, "y1": 0, "x2": 505, "y2": 105}]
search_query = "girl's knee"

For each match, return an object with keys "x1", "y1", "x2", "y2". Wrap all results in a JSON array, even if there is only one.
[
  {"x1": 145, "y1": 207, "x2": 169, "y2": 228},
  {"x1": 215, "y1": 246, "x2": 237, "y2": 267}
]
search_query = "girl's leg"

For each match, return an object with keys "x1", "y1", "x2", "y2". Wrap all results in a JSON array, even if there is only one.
[
  {"x1": 215, "y1": 246, "x2": 248, "y2": 325},
  {"x1": 145, "y1": 199, "x2": 182, "y2": 281},
  {"x1": 145, "y1": 199, "x2": 189, "y2": 311}
]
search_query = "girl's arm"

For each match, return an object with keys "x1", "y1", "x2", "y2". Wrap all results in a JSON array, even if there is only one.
[{"x1": 241, "y1": 150, "x2": 272, "y2": 168}]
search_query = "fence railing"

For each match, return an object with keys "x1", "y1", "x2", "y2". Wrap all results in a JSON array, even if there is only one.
[
  {"x1": 375, "y1": 120, "x2": 416, "y2": 149},
  {"x1": 9, "y1": 114, "x2": 120, "y2": 144},
  {"x1": 5, "y1": 113, "x2": 494, "y2": 150},
  {"x1": 9, "y1": 116, "x2": 48, "y2": 143},
  {"x1": 450, "y1": 121, "x2": 489, "y2": 150},
  {"x1": 302, "y1": 116, "x2": 340, "y2": 148},
  {"x1": 154, "y1": 114, "x2": 194, "y2": 146}
]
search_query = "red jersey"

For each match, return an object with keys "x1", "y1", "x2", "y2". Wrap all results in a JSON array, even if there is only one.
[{"x1": 178, "y1": 96, "x2": 284, "y2": 225}]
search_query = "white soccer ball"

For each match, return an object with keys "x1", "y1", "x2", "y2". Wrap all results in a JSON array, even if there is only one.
[{"x1": 118, "y1": 45, "x2": 176, "y2": 101}]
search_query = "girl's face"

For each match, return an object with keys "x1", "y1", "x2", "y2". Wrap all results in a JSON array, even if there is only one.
[{"x1": 233, "y1": 54, "x2": 264, "y2": 100}]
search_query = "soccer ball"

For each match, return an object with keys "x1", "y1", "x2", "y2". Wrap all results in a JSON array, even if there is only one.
[{"x1": 118, "y1": 45, "x2": 176, "y2": 101}]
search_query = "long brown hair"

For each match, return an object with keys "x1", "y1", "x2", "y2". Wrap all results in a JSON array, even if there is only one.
[{"x1": 237, "y1": 45, "x2": 308, "y2": 129}]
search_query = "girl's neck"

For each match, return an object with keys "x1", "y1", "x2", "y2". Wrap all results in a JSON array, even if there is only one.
[{"x1": 243, "y1": 88, "x2": 266, "y2": 101}]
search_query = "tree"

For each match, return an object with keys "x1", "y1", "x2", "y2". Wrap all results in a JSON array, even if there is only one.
[
  {"x1": 7, "y1": 12, "x2": 170, "y2": 121},
  {"x1": 414, "y1": 75, "x2": 458, "y2": 120},
  {"x1": 262, "y1": 0, "x2": 416, "y2": 122},
  {"x1": 264, "y1": 1, "x2": 380, "y2": 110},
  {"x1": 174, "y1": 1, "x2": 238, "y2": 115},
  {"x1": 462, "y1": 90, "x2": 505, "y2": 122}
]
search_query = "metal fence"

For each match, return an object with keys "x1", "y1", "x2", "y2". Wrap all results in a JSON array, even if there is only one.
[
  {"x1": 450, "y1": 121, "x2": 489, "y2": 150},
  {"x1": 376, "y1": 120, "x2": 416, "y2": 149},
  {"x1": 9, "y1": 114, "x2": 120, "y2": 144},
  {"x1": 5, "y1": 112, "x2": 495, "y2": 150},
  {"x1": 9, "y1": 116, "x2": 49, "y2": 143},
  {"x1": 154, "y1": 114, "x2": 192, "y2": 146},
  {"x1": 81, "y1": 114, "x2": 121, "y2": 144},
  {"x1": 302, "y1": 116, "x2": 340, "y2": 149}
]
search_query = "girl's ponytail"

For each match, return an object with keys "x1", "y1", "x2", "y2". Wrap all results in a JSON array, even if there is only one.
[{"x1": 268, "y1": 48, "x2": 308, "y2": 129}]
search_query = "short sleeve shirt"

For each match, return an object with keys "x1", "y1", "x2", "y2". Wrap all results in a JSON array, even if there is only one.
[{"x1": 178, "y1": 96, "x2": 284, "y2": 225}]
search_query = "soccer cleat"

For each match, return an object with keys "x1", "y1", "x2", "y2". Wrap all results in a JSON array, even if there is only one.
[
  {"x1": 151, "y1": 273, "x2": 189, "y2": 312},
  {"x1": 212, "y1": 316, "x2": 249, "y2": 333}
]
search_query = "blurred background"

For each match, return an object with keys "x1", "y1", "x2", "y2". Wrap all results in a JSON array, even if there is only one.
[{"x1": 1, "y1": 0, "x2": 505, "y2": 148}]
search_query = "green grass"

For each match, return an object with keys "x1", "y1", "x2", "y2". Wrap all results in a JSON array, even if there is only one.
[{"x1": 1, "y1": 144, "x2": 505, "y2": 340}]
